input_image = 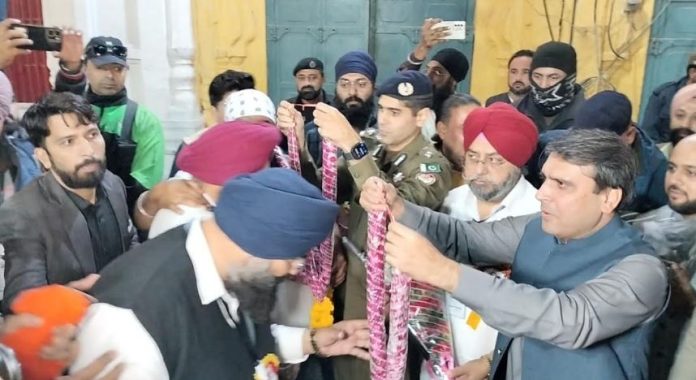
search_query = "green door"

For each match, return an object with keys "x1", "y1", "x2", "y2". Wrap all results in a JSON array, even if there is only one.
[
  {"x1": 372, "y1": 0, "x2": 475, "y2": 92},
  {"x1": 265, "y1": 0, "x2": 370, "y2": 103},
  {"x1": 639, "y1": 0, "x2": 696, "y2": 122},
  {"x1": 266, "y1": 0, "x2": 476, "y2": 103}
]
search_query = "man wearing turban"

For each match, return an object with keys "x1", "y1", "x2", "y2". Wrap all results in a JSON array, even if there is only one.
[
  {"x1": 437, "y1": 103, "x2": 540, "y2": 379},
  {"x1": 70, "y1": 169, "x2": 371, "y2": 379},
  {"x1": 443, "y1": 103, "x2": 540, "y2": 222}
]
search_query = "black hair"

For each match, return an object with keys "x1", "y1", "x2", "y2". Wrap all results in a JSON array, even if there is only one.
[
  {"x1": 208, "y1": 70, "x2": 256, "y2": 107},
  {"x1": 508, "y1": 49, "x2": 535, "y2": 67},
  {"x1": 439, "y1": 93, "x2": 481, "y2": 124},
  {"x1": 401, "y1": 95, "x2": 434, "y2": 115},
  {"x1": 22, "y1": 92, "x2": 98, "y2": 147},
  {"x1": 544, "y1": 129, "x2": 637, "y2": 210}
]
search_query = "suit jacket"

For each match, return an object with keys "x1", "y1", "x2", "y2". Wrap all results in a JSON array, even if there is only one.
[
  {"x1": 0, "y1": 171, "x2": 137, "y2": 313},
  {"x1": 485, "y1": 92, "x2": 512, "y2": 106}
]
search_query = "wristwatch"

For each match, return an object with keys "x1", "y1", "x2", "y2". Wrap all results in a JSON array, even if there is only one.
[{"x1": 345, "y1": 141, "x2": 369, "y2": 160}]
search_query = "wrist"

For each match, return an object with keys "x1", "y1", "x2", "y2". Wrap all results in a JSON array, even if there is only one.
[
  {"x1": 137, "y1": 190, "x2": 158, "y2": 218},
  {"x1": 59, "y1": 60, "x2": 82, "y2": 74},
  {"x1": 435, "y1": 258, "x2": 460, "y2": 293},
  {"x1": 302, "y1": 328, "x2": 313, "y2": 355},
  {"x1": 481, "y1": 354, "x2": 492, "y2": 378},
  {"x1": 340, "y1": 135, "x2": 362, "y2": 154},
  {"x1": 413, "y1": 44, "x2": 430, "y2": 61},
  {"x1": 303, "y1": 328, "x2": 325, "y2": 357}
]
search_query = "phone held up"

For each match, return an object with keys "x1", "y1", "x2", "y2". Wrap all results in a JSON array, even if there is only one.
[
  {"x1": 432, "y1": 21, "x2": 467, "y2": 40},
  {"x1": 10, "y1": 23, "x2": 62, "y2": 51}
]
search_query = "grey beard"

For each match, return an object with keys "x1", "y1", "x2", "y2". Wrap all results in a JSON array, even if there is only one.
[
  {"x1": 469, "y1": 170, "x2": 521, "y2": 202},
  {"x1": 224, "y1": 276, "x2": 278, "y2": 324},
  {"x1": 224, "y1": 259, "x2": 278, "y2": 323}
]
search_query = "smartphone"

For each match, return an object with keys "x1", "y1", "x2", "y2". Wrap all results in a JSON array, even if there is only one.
[
  {"x1": 11, "y1": 23, "x2": 62, "y2": 51},
  {"x1": 432, "y1": 21, "x2": 467, "y2": 40}
]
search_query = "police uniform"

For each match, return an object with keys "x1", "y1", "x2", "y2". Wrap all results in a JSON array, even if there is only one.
[{"x1": 334, "y1": 71, "x2": 452, "y2": 380}]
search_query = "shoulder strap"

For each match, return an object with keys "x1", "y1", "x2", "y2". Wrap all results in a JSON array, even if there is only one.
[{"x1": 121, "y1": 99, "x2": 138, "y2": 142}]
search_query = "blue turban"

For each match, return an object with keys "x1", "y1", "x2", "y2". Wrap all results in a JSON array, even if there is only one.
[
  {"x1": 214, "y1": 168, "x2": 339, "y2": 260},
  {"x1": 335, "y1": 51, "x2": 378, "y2": 83}
]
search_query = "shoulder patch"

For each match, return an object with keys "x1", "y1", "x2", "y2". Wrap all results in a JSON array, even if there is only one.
[
  {"x1": 416, "y1": 173, "x2": 437, "y2": 186},
  {"x1": 420, "y1": 163, "x2": 442, "y2": 173}
]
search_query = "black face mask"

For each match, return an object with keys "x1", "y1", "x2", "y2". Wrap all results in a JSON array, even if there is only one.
[
  {"x1": 86, "y1": 87, "x2": 128, "y2": 108},
  {"x1": 298, "y1": 86, "x2": 320, "y2": 101},
  {"x1": 334, "y1": 93, "x2": 375, "y2": 130},
  {"x1": 530, "y1": 73, "x2": 577, "y2": 116},
  {"x1": 670, "y1": 128, "x2": 695, "y2": 146}
]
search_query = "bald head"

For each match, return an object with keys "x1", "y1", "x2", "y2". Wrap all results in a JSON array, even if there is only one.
[
  {"x1": 666, "y1": 134, "x2": 696, "y2": 217},
  {"x1": 669, "y1": 84, "x2": 696, "y2": 145}
]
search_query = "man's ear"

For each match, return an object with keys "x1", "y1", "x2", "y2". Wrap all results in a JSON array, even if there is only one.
[
  {"x1": 34, "y1": 147, "x2": 51, "y2": 171},
  {"x1": 415, "y1": 107, "x2": 432, "y2": 129},
  {"x1": 600, "y1": 187, "x2": 623, "y2": 214}
]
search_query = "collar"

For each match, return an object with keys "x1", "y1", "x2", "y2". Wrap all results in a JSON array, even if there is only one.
[
  {"x1": 86, "y1": 87, "x2": 128, "y2": 108},
  {"x1": 451, "y1": 176, "x2": 538, "y2": 222},
  {"x1": 185, "y1": 219, "x2": 227, "y2": 305},
  {"x1": 63, "y1": 184, "x2": 106, "y2": 210}
]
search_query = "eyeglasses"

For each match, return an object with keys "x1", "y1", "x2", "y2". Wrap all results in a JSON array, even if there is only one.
[
  {"x1": 465, "y1": 153, "x2": 507, "y2": 168},
  {"x1": 337, "y1": 78, "x2": 371, "y2": 90},
  {"x1": 87, "y1": 44, "x2": 128, "y2": 59}
]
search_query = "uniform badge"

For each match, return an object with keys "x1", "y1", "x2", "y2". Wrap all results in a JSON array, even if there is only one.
[
  {"x1": 420, "y1": 163, "x2": 442, "y2": 173},
  {"x1": 423, "y1": 150, "x2": 433, "y2": 158},
  {"x1": 372, "y1": 144, "x2": 384, "y2": 158},
  {"x1": 393, "y1": 153, "x2": 408, "y2": 168},
  {"x1": 309, "y1": 60, "x2": 317, "y2": 69},
  {"x1": 392, "y1": 172, "x2": 405, "y2": 184},
  {"x1": 397, "y1": 82, "x2": 414, "y2": 96},
  {"x1": 416, "y1": 173, "x2": 437, "y2": 186},
  {"x1": 254, "y1": 353, "x2": 280, "y2": 380}
]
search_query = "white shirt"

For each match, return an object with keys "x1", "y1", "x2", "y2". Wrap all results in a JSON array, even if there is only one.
[
  {"x1": 441, "y1": 176, "x2": 540, "y2": 223},
  {"x1": 70, "y1": 220, "x2": 308, "y2": 379},
  {"x1": 422, "y1": 176, "x2": 539, "y2": 378}
]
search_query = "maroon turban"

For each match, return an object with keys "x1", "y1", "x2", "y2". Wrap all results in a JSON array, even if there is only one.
[
  {"x1": 462, "y1": 103, "x2": 538, "y2": 168},
  {"x1": 177, "y1": 120, "x2": 281, "y2": 185}
]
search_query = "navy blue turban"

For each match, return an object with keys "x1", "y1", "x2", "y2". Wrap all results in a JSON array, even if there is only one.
[
  {"x1": 335, "y1": 51, "x2": 378, "y2": 83},
  {"x1": 214, "y1": 168, "x2": 339, "y2": 260}
]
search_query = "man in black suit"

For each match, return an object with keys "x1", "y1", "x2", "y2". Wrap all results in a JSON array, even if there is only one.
[{"x1": 0, "y1": 92, "x2": 137, "y2": 313}]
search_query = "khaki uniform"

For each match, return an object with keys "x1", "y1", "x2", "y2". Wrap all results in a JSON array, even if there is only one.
[{"x1": 334, "y1": 130, "x2": 451, "y2": 380}]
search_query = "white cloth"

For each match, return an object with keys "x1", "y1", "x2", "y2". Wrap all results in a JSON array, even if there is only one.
[
  {"x1": 147, "y1": 170, "x2": 213, "y2": 239},
  {"x1": 420, "y1": 109, "x2": 438, "y2": 143},
  {"x1": 148, "y1": 206, "x2": 212, "y2": 239},
  {"x1": 421, "y1": 176, "x2": 540, "y2": 378},
  {"x1": 71, "y1": 220, "x2": 308, "y2": 379},
  {"x1": 223, "y1": 89, "x2": 276, "y2": 123}
]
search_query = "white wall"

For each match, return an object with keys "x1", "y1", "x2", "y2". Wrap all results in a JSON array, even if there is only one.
[
  {"x1": 42, "y1": 0, "x2": 171, "y2": 120},
  {"x1": 41, "y1": 0, "x2": 196, "y2": 171}
]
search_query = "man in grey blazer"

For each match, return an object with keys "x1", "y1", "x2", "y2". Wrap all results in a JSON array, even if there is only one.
[
  {"x1": 0, "y1": 92, "x2": 137, "y2": 314},
  {"x1": 360, "y1": 130, "x2": 668, "y2": 380}
]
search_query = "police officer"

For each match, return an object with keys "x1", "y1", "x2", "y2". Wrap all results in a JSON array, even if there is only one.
[
  {"x1": 313, "y1": 70, "x2": 452, "y2": 380},
  {"x1": 285, "y1": 57, "x2": 332, "y2": 123}
]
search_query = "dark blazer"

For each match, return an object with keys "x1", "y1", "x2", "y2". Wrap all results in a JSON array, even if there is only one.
[
  {"x1": 485, "y1": 92, "x2": 512, "y2": 106},
  {"x1": 0, "y1": 171, "x2": 137, "y2": 313}
]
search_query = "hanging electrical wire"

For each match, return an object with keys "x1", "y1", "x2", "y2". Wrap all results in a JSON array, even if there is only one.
[
  {"x1": 569, "y1": 0, "x2": 578, "y2": 44},
  {"x1": 543, "y1": 0, "x2": 556, "y2": 41},
  {"x1": 607, "y1": 0, "x2": 626, "y2": 60},
  {"x1": 558, "y1": 0, "x2": 566, "y2": 41}
]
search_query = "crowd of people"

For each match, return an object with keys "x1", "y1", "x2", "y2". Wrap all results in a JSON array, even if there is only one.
[{"x1": 0, "y1": 15, "x2": 696, "y2": 380}]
